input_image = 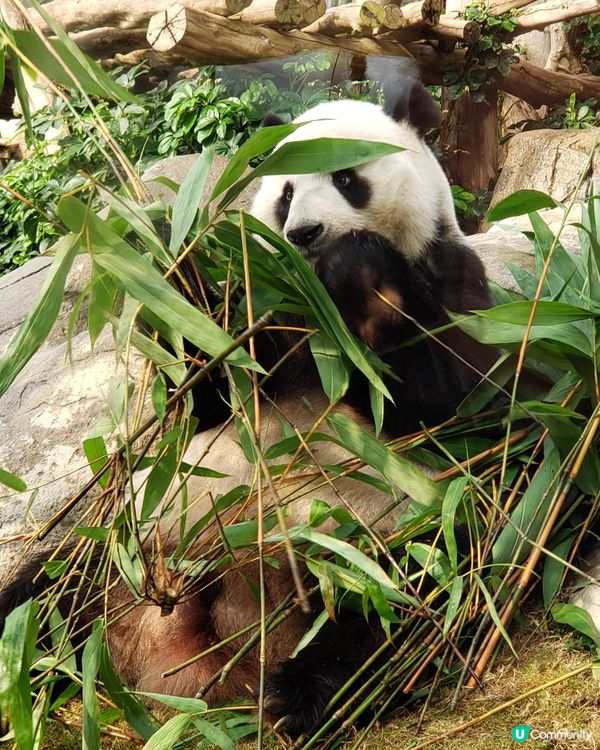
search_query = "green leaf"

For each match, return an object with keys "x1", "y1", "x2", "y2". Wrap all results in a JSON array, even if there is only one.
[
  {"x1": 492, "y1": 445, "x2": 561, "y2": 565},
  {"x1": 474, "y1": 572, "x2": 517, "y2": 656},
  {"x1": 290, "y1": 527, "x2": 397, "y2": 590},
  {"x1": 136, "y1": 692, "x2": 207, "y2": 714},
  {"x1": 444, "y1": 576, "x2": 464, "y2": 637},
  {"x1": 88, "y1": 261, "x2": 115, "y2": 348},
  {"x1": 308, "y1": 327, "x2": 349, "y2": 402},
  {"x1": 218, "y1": 138, "x2": 403, "y2": 210},
  {"x1": 12, "y1": 25, "x2": 138, "y2": 104},
  {"x1": 151, "y1": 372, "x2": 168, "y2": 423},
  {"x1": 57, "y1": 196, "x2": 261, "y2": 371},
  {"x1": 82, "y1": 621, "x2": 103, "y2": 750},
  {"x1": 0, "y1": 234, "x2": 79, "y2": 398},
  {"x1": 0, "y1": 600, "x2": 38, "y2": 750},
  {"x1": 327, "y1": 412, "x2": 444, "y2": 506},
  {"x1": 291, "y1": 609, "x2": 329, "y2": 657},
  {"x1": 475, "y1": 300, "x2": 595, "y2": 326},
  {"x1": 169, "y1": 149, "x2": 213, "y2": 255},
  {"x1": 0, "y1": 467, "x2": 27, "y2": 492},
  {"x1": 543, "y1": 535, "x2": 575, "y2": 608},
  {"x1": 487, "y1": 190, "x2": 557, "y2": 222},
  {"x1": 192, "y1": 718, "x2": 235, "y2": 750},
  {"x1": 141, "y1": 713, "x2": 191, "y2": 750},
  {"x1": 99, "y1": 645, "x2": 158, "y2": 740},
  {"x1": 210, "y1": 123, "x2": 298, "y2": 201},
  {"x1": 82, "y1": 436, "x2": 109, "y2": 488},
  {"x1": 441, "y1": 477, "x2": 468, "y2": 572},
  {"x1": 407, "y1": 542, "x2": 452, "y2": 586},
  {"x1": 6, "y1": 46, "x2": 31, "y2": 138},
  {"x1": 552, "y1": 603, "x2": 600, "y2": 646}
]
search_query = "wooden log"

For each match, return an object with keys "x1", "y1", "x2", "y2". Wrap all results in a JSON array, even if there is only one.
[
  {"x1": 382, "y1": 4, "x2": 404, "y2": 31},
  {"x1": 233, "y1": 0, "x2": 325, "y2": 28},
  {"x1": 401, "y1": 0, "x2": 442, "y2": 25},
  {"x1": 304, "y1": 1, "x2": 408, "y2": 35},
  {"x1": 383, "y1": 16, "x2": 480, "y2": 44},
  {"x1": 24, "y1": 0, "x2": 254, "y2": 37},
  {"x1": 298, "y1": 0, "x2": 327, "y2": 26},
  {"x1": 144, "y1": 5, "x2": 600, "y2": 107},
  {"x1": 512, "y1": 0, "x2": 600, "y2": 33},
  {"x1": 69, "y1": 27, "x2": 149, "y2": 58}
]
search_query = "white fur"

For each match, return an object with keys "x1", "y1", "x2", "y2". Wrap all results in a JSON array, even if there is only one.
[{"x1": 251, "y1": 99, "x2": 461, "y2": 260}]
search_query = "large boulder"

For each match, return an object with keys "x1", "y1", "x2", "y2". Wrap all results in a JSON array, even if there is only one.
[{"x1": 493, "y1": 128, "x2": 600, "y2": 206}]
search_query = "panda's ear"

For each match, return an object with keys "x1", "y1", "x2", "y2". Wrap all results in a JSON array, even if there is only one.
[
  {"x1": 392, "y1": 80, "x2": 441, "y2": 136},
  {"x1": 262, "y1": 112, "x2": 285, "y2": 127}
]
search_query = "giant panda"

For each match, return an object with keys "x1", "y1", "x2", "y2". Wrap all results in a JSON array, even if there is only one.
[{"x1": 0, "y1": 79, "x2": 496, "y2": 737}]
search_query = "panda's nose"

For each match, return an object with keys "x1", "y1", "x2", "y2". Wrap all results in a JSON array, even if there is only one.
[{"x1": 286, "y1": 223, "x2": 324, "y2": 247}]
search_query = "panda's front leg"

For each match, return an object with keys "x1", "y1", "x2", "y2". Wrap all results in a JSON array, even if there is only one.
[
  {"x1": 314, "y1": 230, "x2": 441, "y2": 352},
  {"x1": 263, "y1": 614, "x2": 384, "y2": 736}
]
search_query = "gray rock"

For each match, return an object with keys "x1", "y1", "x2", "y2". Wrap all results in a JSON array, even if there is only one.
[
  {"x1": 142, "y1": 153, "x2": 258, "y2": 211},
  {"x1": 492, "y1": 128, "x2": 600, "y2": 206}
]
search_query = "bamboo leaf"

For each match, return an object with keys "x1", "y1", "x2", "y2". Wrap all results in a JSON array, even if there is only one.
[
  {"x1": 82, "y1": 621, "x2": 103, "y2": 750},
  {"x1": 441, "y1": 477, "x2": 468, "y2": 573},
  {"x1": 82, "y1": 436, "x2": 110, "y2": 488},
  {"x1": 0, "y1": 234, "x2": 79, "y2": 398},
  {"x1": 291, "y1": 609, "x2": 329, "y2": 656},
  {"x1": 169, "y1": 149, "x2": 213, "y2": 256},
  {"x1": 99, "y1": 645, "x2": 158, "y2": 740},
  {"x1": 210, "y1": 123, "x2": 298, "y2": 201},
  {"x1": 219, "y1": 138, "x2": 403, "y2": 210},
  {"x1": 136, "y1": 693, "x2": 207, "y2": 714},
  {"x1": 475, "y1": 300, "x2": 595, "y2": 326},
  {"x1": 327, "y1": 412, "x2": 444, "y2": 506},
  {"x1": 0, "y1": 600, "x2": 38, "y2": 750},
  {"x1": 552, "y1": 603, "x2": 600, "y2": 646},
  {"x1": 141, "y1": 713, "x2": 191, "y2": 750},
  {"x1": 192, "y1": 718, "x2": 235, "y2": 750},
  {"x1": 474, "y1": 573, "x2": 517, "y2": 656},
  {"x1": 443, "y1": 576, "x2": 464, "y2": 637},
  {"x1": 0, "y1": 467, "x2": 27, "y2": 492},
  {"x1": 57, "y1": 196, "x2": 261, "y2": 371},
  {"x1": 487, "y1": 190, "x2": 557, "y2": 221},
  {"x1": 543, "y1": 535, "x2": 575, "y2": 608},
  {"x1": 492, "y1": 445, "x2": 561, "y2": 565},
  {"x1": 292, "y1": 527, "x2": 397, "y2": 590}
]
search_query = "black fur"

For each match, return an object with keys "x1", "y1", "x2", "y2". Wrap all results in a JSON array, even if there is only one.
[
  {"x1": 392, "y1": 79, "x2": 441, "y2": 135},
  {"x1": 315, "y1": 230, "x2": 495, "y2": 435},
  {"x1": 331, "y1": 169, "x2": 371, "y2": 209}
]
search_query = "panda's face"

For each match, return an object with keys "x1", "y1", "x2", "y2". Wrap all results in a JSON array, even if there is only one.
[{"x1": 251, "y1": 99, "x2": 458, "y2": 262}]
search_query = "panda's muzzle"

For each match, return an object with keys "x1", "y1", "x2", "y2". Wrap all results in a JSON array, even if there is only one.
[{"x1": 286, "y1": 223, "x2": 324, "y2": 249}]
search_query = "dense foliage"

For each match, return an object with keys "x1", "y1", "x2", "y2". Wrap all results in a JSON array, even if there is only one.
[{"x1": 0, "y1": 53, "x2": 381, "y2": 276}]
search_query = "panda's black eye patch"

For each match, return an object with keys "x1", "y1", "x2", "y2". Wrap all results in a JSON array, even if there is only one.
[
  {"x1": 276, "y1": 181, "x2": 294, "y2": 228},
  {"x1": 331, "y1": 169, "x2": 370, "y2": 209}
]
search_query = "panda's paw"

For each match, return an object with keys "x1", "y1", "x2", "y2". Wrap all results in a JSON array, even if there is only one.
[{"x1": 263, "y1": 660, "x2": 339, "y2": 737}]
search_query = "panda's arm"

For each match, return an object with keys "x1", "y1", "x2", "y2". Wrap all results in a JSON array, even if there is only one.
[{"x1": 314, "y1": 230, "x2": 442, "y2": 351}]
